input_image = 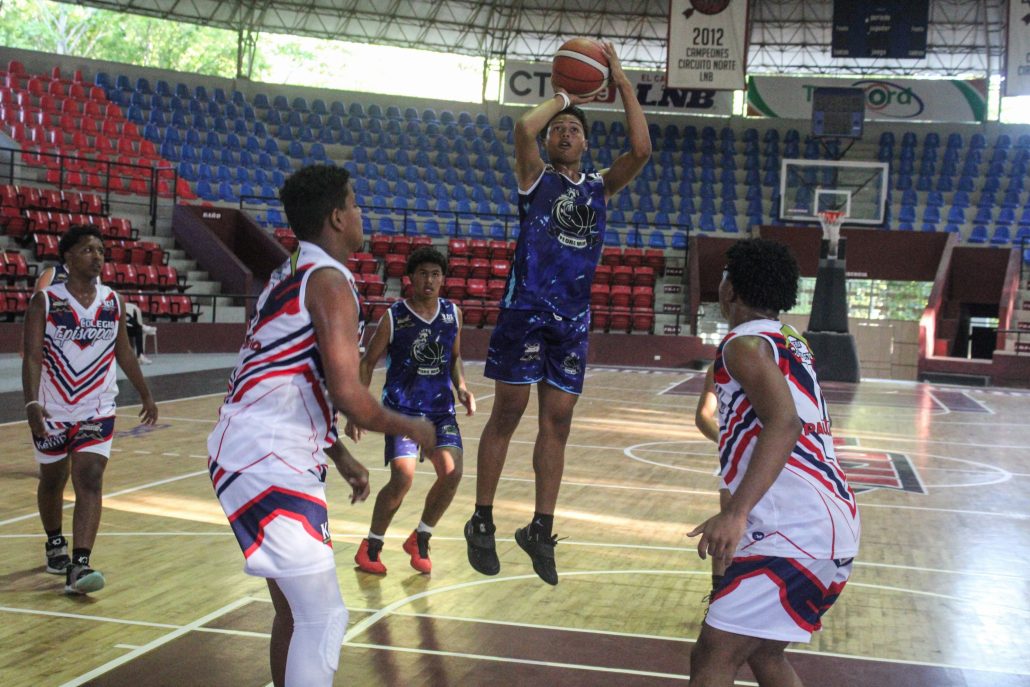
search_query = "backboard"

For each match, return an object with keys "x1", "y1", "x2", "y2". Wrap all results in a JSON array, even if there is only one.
[{"x1": 779, "y1": 159, "x2": 889, "y2": 225}]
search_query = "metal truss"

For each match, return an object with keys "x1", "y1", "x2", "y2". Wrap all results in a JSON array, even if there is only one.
[{"x1": 66, "y1": 0, "x2": 1007, "y2": 79}]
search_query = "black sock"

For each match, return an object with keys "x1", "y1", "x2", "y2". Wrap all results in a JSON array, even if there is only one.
[
  {"x1": 72, "y1": 548, "x2": 91, "y2": 567},
  {"x1": 711, "y1": 573, "x2": 724, "y2": 595},
  {"x1": 473, "y1": 504, "x2": 493, "y2": 525},
  {"x1": 45, "y1": 527, "x2": 62, "y2": 540},
  {"x1": 529, "y1": 512, "x2": 553, "y2": 539}
]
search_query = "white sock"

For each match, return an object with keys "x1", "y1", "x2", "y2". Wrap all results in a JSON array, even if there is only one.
[
  {"x1": 367, "y1": 531, "x2": 385, "y2": 541},
  {"x1": 416, "y1": 521, "x2": 433, "y2": 534}
]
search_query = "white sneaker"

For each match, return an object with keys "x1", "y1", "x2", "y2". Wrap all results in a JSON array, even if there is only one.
[{"x1": 138, "y1": 354, "x2": 153, "y2": 364}]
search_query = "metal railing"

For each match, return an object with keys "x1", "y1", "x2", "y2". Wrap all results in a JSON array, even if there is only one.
[{"x1": 1, "y1": 145, "x2": 177, "y2": 233}]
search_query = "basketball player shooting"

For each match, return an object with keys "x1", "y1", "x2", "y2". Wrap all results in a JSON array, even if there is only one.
[{"x1": 464, "y1": 41, "x2": 651, "y2": 585}]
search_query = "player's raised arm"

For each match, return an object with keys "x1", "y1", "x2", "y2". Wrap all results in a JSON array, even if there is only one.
[
  {"x1": 307, "y1": 267, "x2": 436, "y2": 451},
  {"x1": 514, "y1": 88, "x2": 599, "y2": 189},
  {"x1": 599, "y1": 42, "x2": 651, "y2": 199}
]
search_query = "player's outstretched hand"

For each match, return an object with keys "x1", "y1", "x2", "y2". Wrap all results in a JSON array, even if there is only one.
[
  {"x1": 138, "y1": 397, "x2": 158, "y2": 425},
  {"x1": 344, "y1": 418, "x2": 365, "y2": 443},
  {"x1": 328, "y1": 441, "x2": 370, "y2": 504},
  {"x1": 601, "y1": 42, "x2": 628, "y2": 89},
  {"x1": 26, "y1": 402, "x2": 51, "y2": 438},
  {"x1": 687, "y1": 510, "x2": 746, "y2": 564},
  {"x1": 458, "y1": 388, "x2": 476, "y2": 416}
]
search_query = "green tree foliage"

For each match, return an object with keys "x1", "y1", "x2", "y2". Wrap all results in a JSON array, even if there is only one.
[{"x1": 0, "y1": 0, "x2": 250, "y2": 77}]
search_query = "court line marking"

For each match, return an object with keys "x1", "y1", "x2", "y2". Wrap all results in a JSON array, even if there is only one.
[
  {"x1": 342, "y1": 641, "x2": 706, "y2": 683},
  {"x1": 0, "y1": 469, "x2": 210, "y2": 527},
  {"x1": 3, "y1": 531, "x2": 1027, "y2": 581},
  {"x1": 4, "y1": 588, "x2": 1027, "y2": 682},
  {"x1": 57, "y1": 596, "x2": 253, "y2": 687}
]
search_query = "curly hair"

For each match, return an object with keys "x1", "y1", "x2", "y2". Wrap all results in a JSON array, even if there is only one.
[
  {"x1": 279, "y1": 164, "x2": 351, "y2": 241},
  {"x1": 58, "y1": 224, "x2": 104, "y2": 262},
  {"x1": 724, "y1": 238, "x2": 799, "y2": 313},
  {"x1": 406, "y1": 246, "x2": 448, "y2": 276}
]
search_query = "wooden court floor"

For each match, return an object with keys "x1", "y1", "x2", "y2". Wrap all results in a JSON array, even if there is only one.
[{"x1": 1, "y1": 363, "x2": 1029, "y2": 686}]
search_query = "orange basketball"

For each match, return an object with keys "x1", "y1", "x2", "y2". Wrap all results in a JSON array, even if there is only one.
[{"x1": 551, "y1": 38, "x2": 610, "y2": 98}]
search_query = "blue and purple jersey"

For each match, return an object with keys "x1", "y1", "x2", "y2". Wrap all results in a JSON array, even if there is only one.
[
  {"x1": 382, "y1": 298, "x2": 459, "y2": 415},
  {"x1": 503, "y1": 166, "x2": 607, "y2": 319}
]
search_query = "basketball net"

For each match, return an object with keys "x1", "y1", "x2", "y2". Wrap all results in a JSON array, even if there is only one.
[{"x1": 818, "y1": 210, "x2": 845, "y2": 259}]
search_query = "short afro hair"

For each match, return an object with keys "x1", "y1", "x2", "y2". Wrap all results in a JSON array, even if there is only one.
[
  {"x1": 724, "y1": 238, "x2": 799, "y2": 313},
  {"x1": 58, "y1": 224, "x2": 104, "y2": 262},
  {"x1": 406, "y1": 246, "x2": 448, "y2": 276},
  {"x1": 279, "y1": 164, "x2": 352, "y2": 241},
  {"x1": 540, "y1": 105, "x2": 588, "y2": 141}
]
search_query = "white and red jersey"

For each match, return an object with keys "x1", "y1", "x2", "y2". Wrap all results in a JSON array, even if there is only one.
[
  {"x1": 714, "y1": 319, "x2": 860, "y2": 560},
  {"x1": 207, "y1": 241, "x2": 364, "y2": 477},
  {"x1": 38, "y1": 283, "x2": 120, "y2": 421}
]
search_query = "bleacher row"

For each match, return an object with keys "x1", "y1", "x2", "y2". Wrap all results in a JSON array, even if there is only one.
[
  {"x1": 877, "y1": 131, "x2": 1030, "y2": 245},
  {"x1": 0, "y1": 179, "x2": 197, "y2": 321},
  {"x1": 0, "y1": 62, "x2": 194, "y2": 199},
  {"x1": 271, "y1": 229, "x2": 662, "y2": 333}
]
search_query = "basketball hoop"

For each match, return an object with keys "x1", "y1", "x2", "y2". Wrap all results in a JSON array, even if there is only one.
[{"x1": 818, "y1": 210, "x2": 845, "y2": 259}]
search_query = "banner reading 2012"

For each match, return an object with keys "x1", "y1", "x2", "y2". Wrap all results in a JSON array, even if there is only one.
[{"x1": 666, "y1": 0, "x2": 748, "y2": 91}]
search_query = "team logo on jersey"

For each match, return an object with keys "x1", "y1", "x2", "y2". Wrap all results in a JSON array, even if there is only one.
[
  {"x1": 441, "y1": 423, "x2": 459, "y2": 436},
  {"x1": 549, "y1": 188, "x2": 600, "y2": 249},
  {"x1": 441, "y1": 311, "x2": 455, "y2": 324},
  {"x1": 835, "y1": 438, "x2": 926, "y2": 495},
  {"x1": 49, "y1": 298, "x2": 72, "y2": 314},
  {"x1": 394, "y1": 314, "x2": 415, "y2": 330},
  {"x1": 785, "y1": 333, "x2": 815, "y2": 366},
  {"x1": 412, "y1": 329, "x2": 445, "y2": 375},
  {"x1": 521, "y1": 342, "x2": 541, "y2": 362},
  {"x1": 561, "y1": 353, "x2": 582, "y2": 376}
]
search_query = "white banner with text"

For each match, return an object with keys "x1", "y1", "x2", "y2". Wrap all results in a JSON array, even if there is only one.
[
  {"x1": 1005, "y1": 0, "x2": 1030, "y2": 96},
  {"x1": 747, "y1": 76, "x2": 987, "y2": 123},
  {"x1": 666, "y1": 0, "x2": 748, "y2": 91},
  {"x1": 502, "y1": 60, "x2": 733, "y2": 116}
]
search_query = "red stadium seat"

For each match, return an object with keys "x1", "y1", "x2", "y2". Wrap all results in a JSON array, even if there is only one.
[
  {"x1": 631, "y1": 286, "x2": 654, "y2": 309},
  {"x1": 136, "y1": 265, "x2": 159, "y2": 289},
  {"x1": 461, "y1": 299, "x2": 484, "y2": 327},
  {"x1": 622, "y1": 247, "x2": 643, "y2": 267},
  {"x1": 391, "y1": 235, "x2": 413, "y2": 256},
  {"x1": 1, "y1": 250, "x2": 36, "y2": 284},
  {"x1": 489, "y1": 260, "x2": 510, "y2": 279},
  {"x1": 100, "y1": 263, "x2": 117, "y2": 285},
  {"x1": 488, "y1": 240, "x2": 513, "y2": 260},
  {"x1": 468, "y1": 239, "x2": 489, "y2": 259},
  {"x1": 484, "y1": 301, "x2": 501, "y2": 325},
  {"x1": 631, "y1": 309, "x2": 654, "y2": 334},
  {"x1": 384, "y1": 254, "x2": 407, "y2": 278},
  {"x1": 447, "y1": 238, "x2": 469, "y2": 258},
  {"x1": 593, "y1": 263, "x2": 612, "y2": 284},
  {"x1": 609, "y1": 307, "x2": 632, "y2": 333},
  {"x1": 611, "y1": 265, "x2": 633, "y2": 286},
  {"x1": 369, "y1": 233, "x2": 391, "y2": 257},
  {"x1": 602, "y1": 247, "x2": 622, "y2": 266},
  {"x1": 449, "y1": 256, "x2": 469, "y2": 278},
  {"x1": 643, "y1": 248, "x2": 666, "y2": 275},
  {"x1": 363, "y1": 273, "x2": 385, "y2": 297},
  {"x1": 469, "y1": 258, "x2": 490, "y2": 279},
  {"x1": 486, "y1": 279, "x2": 506, "y2": 300},
  {"x1": 444, "y1": 277, "x2": 467, "y2": 300},
  {"x1": 591, "y1": 306, "x2": 609, "y2": 331},
  {"x1": 156, "y1": 265, "x2": 184, "y2": 291},
  {"x1": 114, "y1": 263, "x2": 138, "y2": 286},
  {"x1": 590, "y1": 283, "x2": 610, "y2": 307},
  {"x1": 633, "y1": 266, "x2": 656, "y2": 287},
  {"x1": 465, "y1": 278, "x2": 487, "y2": 300},
  {"x1": 609, "y1": 285, "x2": 632, "y2": 308}
]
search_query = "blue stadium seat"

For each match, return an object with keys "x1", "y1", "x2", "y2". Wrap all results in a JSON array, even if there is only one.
[
  {"x1": 990, "y1": 226, "x2": 1012, "y2": 245},
  {"x1": 625, "y1": 229, "x2": 644, "y2": 248},
  {"x1": 967, "y1": 225, "x2": 988, "y2": 243}
]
